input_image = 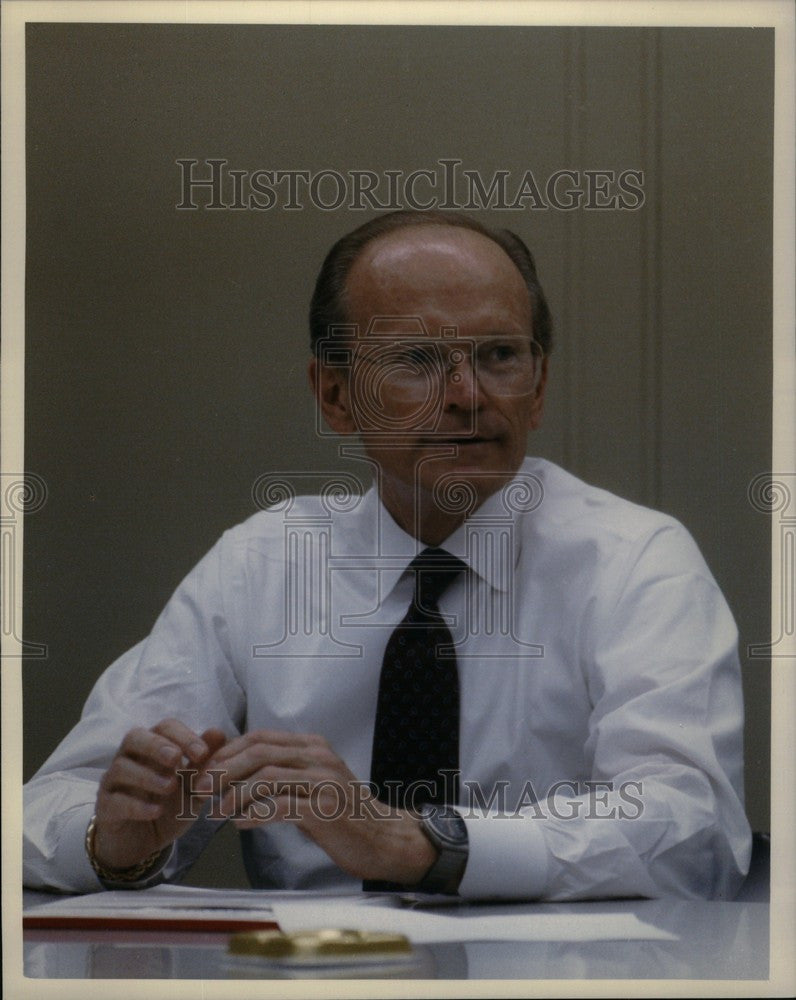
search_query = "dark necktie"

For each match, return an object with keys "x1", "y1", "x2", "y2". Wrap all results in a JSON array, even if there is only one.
[
  {"x1": 365, "y1": 548, "x2": 466, "y2": 891},
  {"x1": 370, "y1": 547, "x2": 467, "y2": 810}
]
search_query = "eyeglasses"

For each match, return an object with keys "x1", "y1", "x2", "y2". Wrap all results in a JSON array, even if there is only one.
[{"x1": 351, "y1": 336, "x2": 544, "y2": 399}]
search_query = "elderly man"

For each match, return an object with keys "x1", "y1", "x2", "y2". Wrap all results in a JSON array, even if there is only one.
[{"x1": 24, "y1": 211, "x2": 750, "y2": 900}]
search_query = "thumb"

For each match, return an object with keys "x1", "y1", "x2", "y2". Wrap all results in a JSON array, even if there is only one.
[{"x1": 199, "y1": 727, "x2": 228, "y2": 758}]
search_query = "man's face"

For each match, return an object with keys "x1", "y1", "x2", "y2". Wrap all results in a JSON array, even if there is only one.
[{"x1": 313, "y1": 225, "x2": 547, "y2": 522}]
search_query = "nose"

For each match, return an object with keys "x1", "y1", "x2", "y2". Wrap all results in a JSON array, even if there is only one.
[{"x1": 442, "y1": 349, "x2": 484, "y2": 410}]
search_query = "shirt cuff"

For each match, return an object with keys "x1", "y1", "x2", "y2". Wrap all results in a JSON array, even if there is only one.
[
  {"x1": 458, "y1": 812, "x2": 549, "y2": 900},
  {"x1": 55, "y1": 804, "x2": 174, "y2": 892},
  {"x1": 54, "y1": 804, "x2": 104, "y2": 893}
]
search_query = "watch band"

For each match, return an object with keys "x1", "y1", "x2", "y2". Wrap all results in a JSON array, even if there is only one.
[
  {"x1": 415, "y1": 805, "x2": 469, "y2": 894},
  {"x1": 85, "y1": 814, "x2": 166, "y2": 884}
]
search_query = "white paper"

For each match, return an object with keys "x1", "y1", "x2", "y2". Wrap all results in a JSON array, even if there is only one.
[
  {"x1": 23, "y1": 885, "x2": 361, "y2": 919},
  {"x1": 270, "y1": 899, "x2": 678, "y2": 944}
]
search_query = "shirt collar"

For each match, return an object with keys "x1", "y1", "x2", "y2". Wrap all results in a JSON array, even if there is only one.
[{"x1": 369, "y1": 474, "x2": 526, "y2": 599}]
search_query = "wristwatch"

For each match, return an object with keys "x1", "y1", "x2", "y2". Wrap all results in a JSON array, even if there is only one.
[{"x1": 415, "y1": 803, "x2": 469, "y2": 894}]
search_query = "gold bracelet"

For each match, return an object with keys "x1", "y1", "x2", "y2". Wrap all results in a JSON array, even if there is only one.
[{"x1": 85, "y1": 814, "x2": 165, "y2": 883}]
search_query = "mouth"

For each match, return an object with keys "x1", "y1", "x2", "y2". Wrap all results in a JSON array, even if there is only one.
[{"x1": 423, "y1": 435, "x2": 497, "y2": 446}]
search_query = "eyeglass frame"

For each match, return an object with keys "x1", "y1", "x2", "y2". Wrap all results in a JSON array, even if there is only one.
[{"x1": 347, "y1": 334, "x2": 545, "y2": 400}]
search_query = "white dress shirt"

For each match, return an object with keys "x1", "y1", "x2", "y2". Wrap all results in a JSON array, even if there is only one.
[{"x1": 23, "y1": 457, "x2": 751, "y2": 899}]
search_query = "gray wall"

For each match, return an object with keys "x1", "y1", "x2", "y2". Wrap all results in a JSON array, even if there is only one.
[{"x1": 23, "y1": 24, "x2": 773, "y2": 888}]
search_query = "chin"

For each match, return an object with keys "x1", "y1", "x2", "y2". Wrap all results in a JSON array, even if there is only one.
[{"x1": 421, "y1": 459, "x2": 517, "y2": 509}]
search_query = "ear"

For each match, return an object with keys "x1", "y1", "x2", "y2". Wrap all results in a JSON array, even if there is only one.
[
  {"x1": 308, "y1": 356, "x2": 358, "y2": 434},
  {"x1": 527, "y1": 355, "x2": 549, "y2": 432}
]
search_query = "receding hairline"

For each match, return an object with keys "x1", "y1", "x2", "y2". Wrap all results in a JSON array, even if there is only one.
[
  {"x1": 340, "y1": 220, "x2": 533, "y2": 317},
  {"x1": 309, "y1": 209, "x2": 554, "y2": 356}
]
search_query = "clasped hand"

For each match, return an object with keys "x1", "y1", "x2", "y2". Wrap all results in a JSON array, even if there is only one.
[{"x1": 93, "y1": 720, "x2": 435, "y2": 884}]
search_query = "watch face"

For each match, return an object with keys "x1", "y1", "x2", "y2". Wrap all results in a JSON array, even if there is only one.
[{"x1": 426, "y1": 807, "x2": 467, "y2": 845}]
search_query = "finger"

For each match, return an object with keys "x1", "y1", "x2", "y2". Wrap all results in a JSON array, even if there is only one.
[
  {"x1": 229, "y1": 777, "x2": 356, "y2": 830},
  {"x1": 96, "y1": 789, "x2": 164, "y2": 824},
  {"x1": 151, "y1": 718, "x2": 211, "y2": 763},
  {"x1": 232, "y1": 799, "x2": 285, "y2": 829},
  {"x1": 187, "y1": 729, "x2": 228, "y2": 781},
  {"x1": 120, "y1": 721, "x2": 207, "y2": 769},
  {"x1": 209, "y1": 735, "x2": 340, "y2": 780},
  {"x1": 199, "y1": 728, "x2": 227, "y2": 759},
  {"x1": 209, "y1": 730, "x2": 323, "y2": 764},
  {"x1": 231, "y1": 788, "x2": 311, "y2": 829},
  {"x1": 219, "y1": 771, "x2": 323, "y2": 817},
  {"x1": 119, "y1": 726, "x2": 186, "y2": 771},
  {"x1": 102, "y1": 756, "x2": 177, "y2": 798},
  {"x1": 209, "y1": 745, "x2": 324, "y2": 798}
]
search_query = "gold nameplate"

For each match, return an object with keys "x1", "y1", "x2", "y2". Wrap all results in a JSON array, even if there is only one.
[{"x1": 229, "y1": 927, "x2": 413, "y2": 961}]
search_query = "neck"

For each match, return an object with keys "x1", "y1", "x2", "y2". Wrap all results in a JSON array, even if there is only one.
[{"x1": 377, "y1": 474, "x2": 472, "y2": 547}]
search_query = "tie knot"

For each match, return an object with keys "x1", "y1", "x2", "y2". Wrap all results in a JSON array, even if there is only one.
[{"x1": 408, "y1": 547, "x2": 467, "y2": 613}]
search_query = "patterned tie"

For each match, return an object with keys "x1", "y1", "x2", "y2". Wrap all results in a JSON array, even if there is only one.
[
  {"x1": 370, "y1": 549, "x2": 466, "y2": 808},
  {"x1": 364, "y1": 548, "x2": 466, "y2": 890}
]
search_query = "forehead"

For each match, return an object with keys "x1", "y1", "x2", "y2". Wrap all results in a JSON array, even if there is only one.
[{"x1": 344, "y1": 225, "x2": 532, "y2": 333}]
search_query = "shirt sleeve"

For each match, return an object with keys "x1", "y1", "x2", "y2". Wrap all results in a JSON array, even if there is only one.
[
  {"x1": 459, "y1": 521, "x2": 751, "y2": 901},
  {"x1": 23, "y1": 536, "x2": 247, "y2": 893}
]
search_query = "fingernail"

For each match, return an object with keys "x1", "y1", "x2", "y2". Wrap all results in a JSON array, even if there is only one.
[
  {"x1": 159, "y1": 745, "x2": 179, "y2": 764},
  {"x1": 188, "y1": 740, "x2": 207, "y2": 760}
]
